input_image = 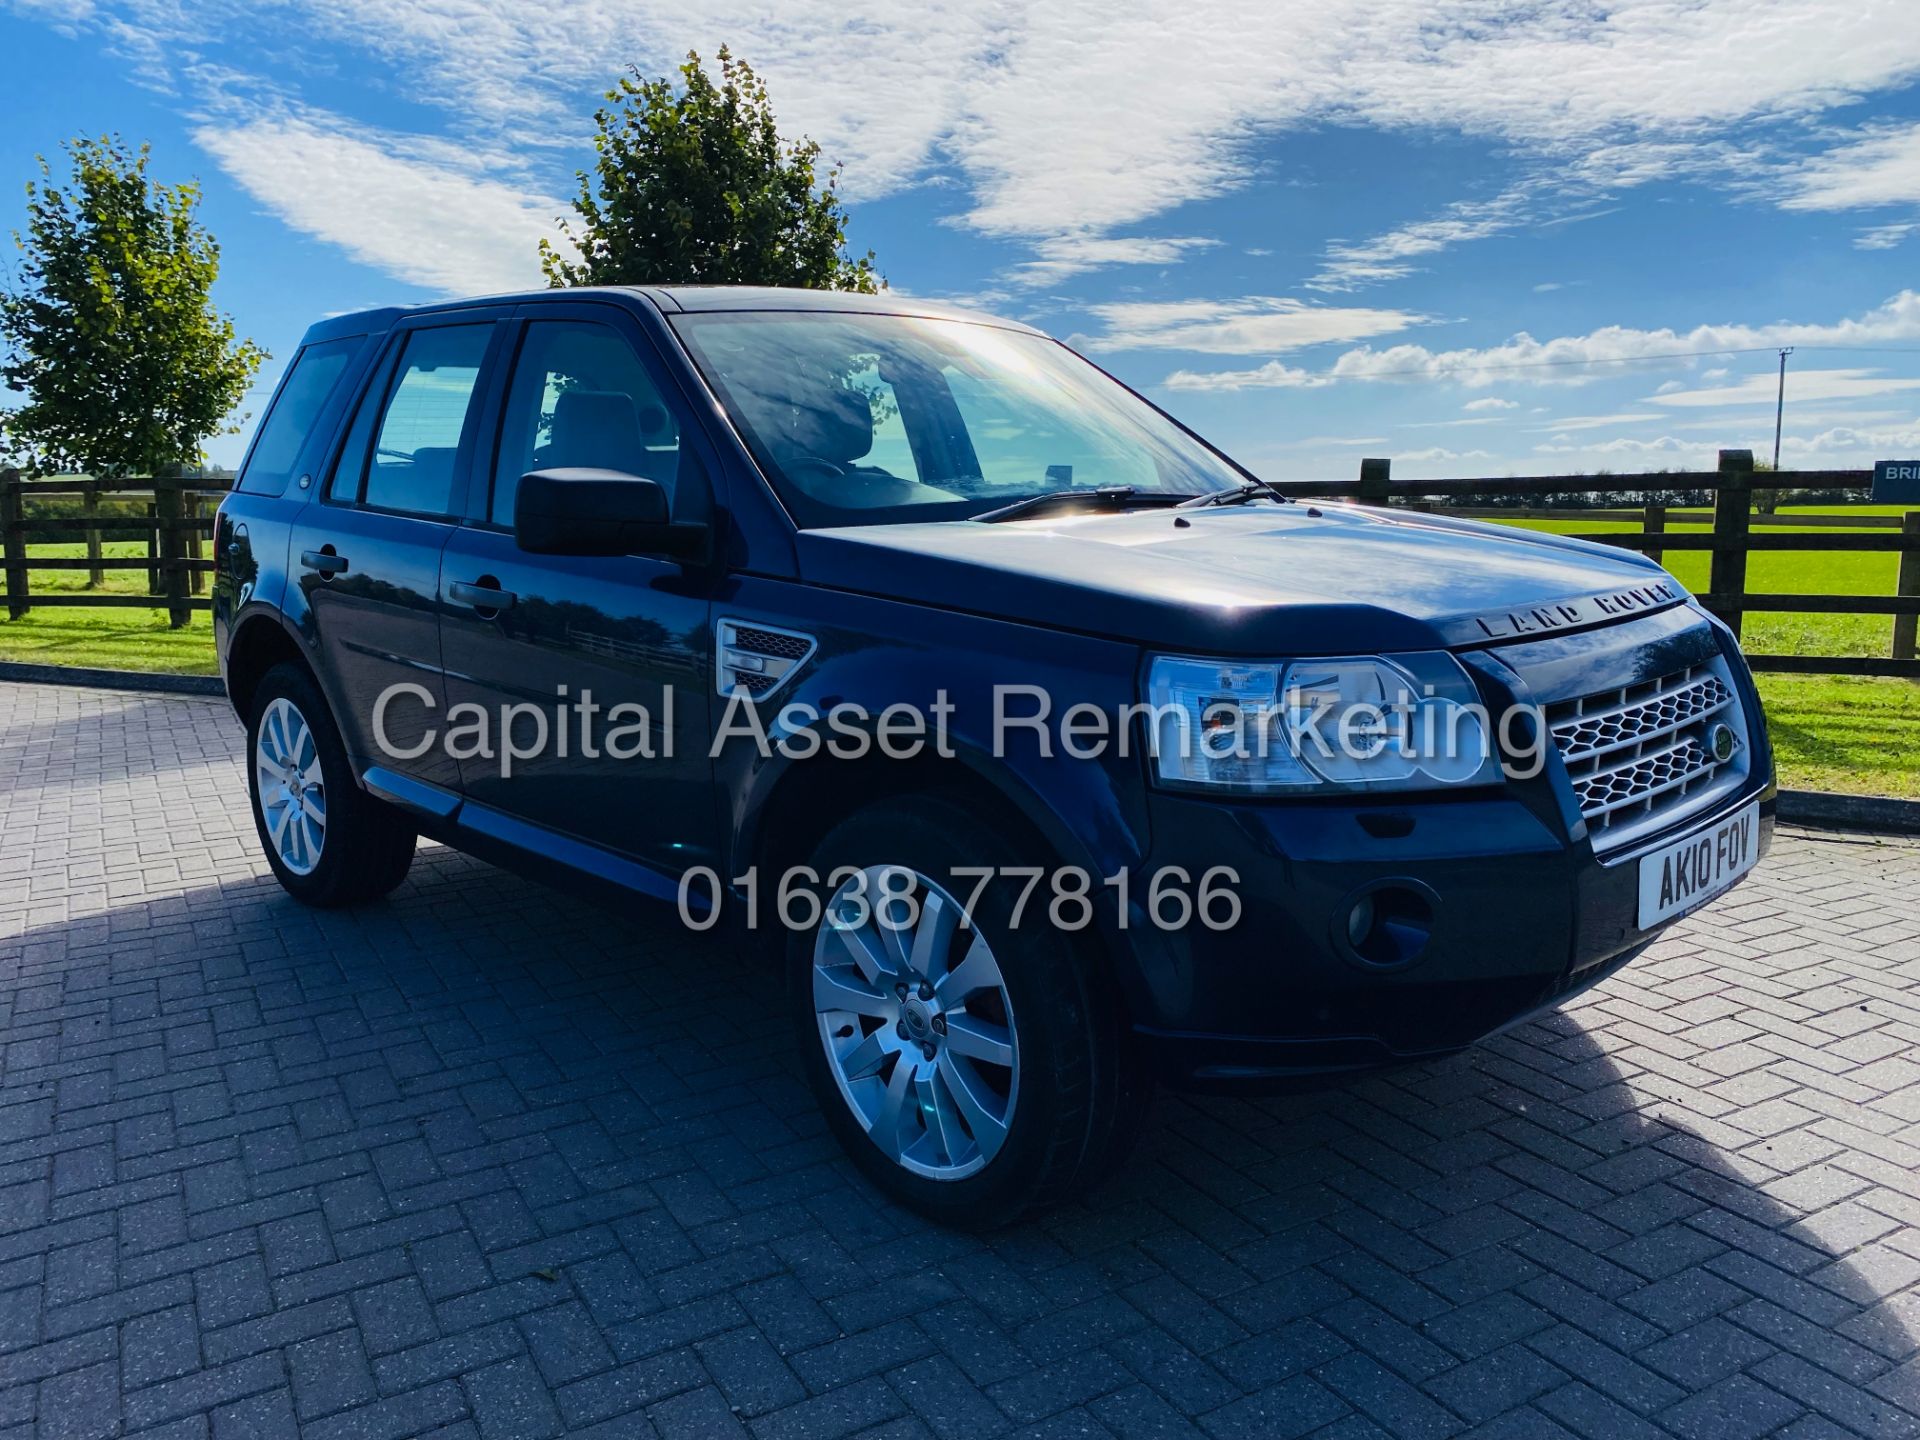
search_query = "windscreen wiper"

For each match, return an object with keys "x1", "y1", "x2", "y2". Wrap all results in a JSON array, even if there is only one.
[
  {"x1": 975, "y1": 486, "x2": 1191, "y2": 523},
  {"x1": 1178, "y1": 479, "x2": 1295, "y2": 509}
]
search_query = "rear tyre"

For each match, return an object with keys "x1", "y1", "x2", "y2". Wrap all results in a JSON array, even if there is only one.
[
  {"x1": 790, "y1": 794, "x2": 1141, "y2": 1226},
  {"x1": 247, "y1": 662, "x2": 415, "y2": 906}
]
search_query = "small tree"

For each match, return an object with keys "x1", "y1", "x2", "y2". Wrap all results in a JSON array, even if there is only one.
[
  {"x1": 0, "y1": 136, "x2": 265, "y2": 477},
  {"x1": 542, "y1": 48, "x2": 881, "y2": 292}
]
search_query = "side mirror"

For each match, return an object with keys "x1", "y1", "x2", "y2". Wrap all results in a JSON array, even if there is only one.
[{"x1": 513, "y1": 468, "x2": 705, "y2": 559}]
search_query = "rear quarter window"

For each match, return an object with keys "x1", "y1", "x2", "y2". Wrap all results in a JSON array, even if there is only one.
[{"x1": 236, "y1": 337, "x2": 362, "y2": 496}]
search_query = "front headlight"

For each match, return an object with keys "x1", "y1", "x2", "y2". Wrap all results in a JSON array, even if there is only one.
[{"x1": 1144, "y1": 652, "x2": 1502, "y2": 794}]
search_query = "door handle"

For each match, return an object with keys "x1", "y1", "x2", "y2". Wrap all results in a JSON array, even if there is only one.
[
  {"x1": 449, "y1": 579, "x2": 516, "y2": 612},
  {"x1": 300, "y1": 548, "x2": 348, "y2": 576}
]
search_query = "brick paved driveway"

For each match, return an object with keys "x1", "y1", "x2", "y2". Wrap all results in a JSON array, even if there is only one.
[{"x1": 4, "y1": 681, "x2": 1920, "y2": 1440}]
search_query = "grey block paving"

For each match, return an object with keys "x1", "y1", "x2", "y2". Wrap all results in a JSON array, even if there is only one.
[{"x1": 4, "y1": 680, "x2": 1920, "y2": 1438}]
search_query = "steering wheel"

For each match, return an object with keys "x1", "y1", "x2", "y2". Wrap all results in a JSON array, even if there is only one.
[{"x1": 375, "y1": 447, "x2": 413, "y2": 463}]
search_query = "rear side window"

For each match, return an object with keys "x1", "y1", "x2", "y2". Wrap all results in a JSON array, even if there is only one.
[
  {"x1": 237, "y1": 338, "x2": 358, "y2": 495},
  {"x1": 347, "y1": 325, "x2": 491, "y2": 517}
]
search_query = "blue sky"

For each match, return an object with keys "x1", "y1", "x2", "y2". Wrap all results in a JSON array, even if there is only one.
[{"x1": 5, "y1": 0, "x2": 1920, "y2": 479}]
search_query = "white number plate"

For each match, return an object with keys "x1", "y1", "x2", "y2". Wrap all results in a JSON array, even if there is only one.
[{"x1": 1636, "y1": 800, "x2": 1761, "y2": 929}]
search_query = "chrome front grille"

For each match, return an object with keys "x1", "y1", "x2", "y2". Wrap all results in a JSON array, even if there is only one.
[
  {"x1": 1547, "y1": 660, "x2": 1746, "y2": 849},
  {"x1": 1553, "y1": 670, "x2": 1731, "y2": 765}
]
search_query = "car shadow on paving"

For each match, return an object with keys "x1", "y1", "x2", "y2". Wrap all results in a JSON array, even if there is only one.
[{"x1": 3, "y1": 709, "x2": 1920, "y2": 1435}]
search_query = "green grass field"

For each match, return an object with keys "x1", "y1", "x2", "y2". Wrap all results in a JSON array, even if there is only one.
[
  {"x1": 2, "y1": 511, "x2": 1916, "y2": 797},
  {"x1": 0, "y1": 541, "x2": 218, "y2": 673}
]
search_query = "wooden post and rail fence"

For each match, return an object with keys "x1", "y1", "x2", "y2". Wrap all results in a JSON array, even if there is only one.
[
  {"x1": 0, "y1": 452, "x2": 1915, "y2": 673},
  {"x1": 0, "y1": 470, "x2": 231, "y2": 630}
]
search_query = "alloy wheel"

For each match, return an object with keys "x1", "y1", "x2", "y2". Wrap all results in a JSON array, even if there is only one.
[
  {"x1": 811, "y1": 866, "x2": 1019, "y2": 1180},
  {"x1": 255, "y1": 696, "x2": 326, "y2": 876}
]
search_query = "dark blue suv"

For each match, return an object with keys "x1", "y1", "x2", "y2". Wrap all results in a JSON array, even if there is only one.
[{"x1": 214, "y1": 286, "x2": 1774, "y2": 1223}]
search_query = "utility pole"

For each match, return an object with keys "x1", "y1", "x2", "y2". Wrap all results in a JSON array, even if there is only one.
[
  {"x1": 1772, "y1": 347, "x2": 1793, "y2": 471},
  {"x1": 1765, "y1": 346, "x2": 1793, "y2": 514}
]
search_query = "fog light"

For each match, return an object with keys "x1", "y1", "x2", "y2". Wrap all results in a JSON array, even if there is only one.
[{"x1": 1334, "y1": 882, "x2": 1437, "y2": 969}]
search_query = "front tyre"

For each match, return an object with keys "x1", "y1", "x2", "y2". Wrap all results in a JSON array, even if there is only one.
[
  {"x1": 791, "y1": 796, "x2": 1138, "y2": 1226},
  {"x1": 246, "y1": 662, "x2": 415, "y2": 907}
]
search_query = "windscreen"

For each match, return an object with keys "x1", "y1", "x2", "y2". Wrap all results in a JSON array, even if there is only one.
[{"x1": 671, "y1": 312, "x2": 1249, "y2": 527}]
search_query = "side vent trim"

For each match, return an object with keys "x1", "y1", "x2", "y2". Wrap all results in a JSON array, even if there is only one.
[{"x1": 716, "y1": 618, "x2": 817, "y2": 700}]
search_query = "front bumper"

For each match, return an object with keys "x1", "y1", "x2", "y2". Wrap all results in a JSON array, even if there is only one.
[
  {"x1": 1123, "y1": 605, "x2": 1775, "y2": 1091},
  {"x1": 1130, "y1": 784, "x2": 1772, "y2": 1089}
]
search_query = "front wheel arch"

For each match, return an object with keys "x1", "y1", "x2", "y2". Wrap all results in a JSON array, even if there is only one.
[{"x1": 743, "y1": 748, "x2": 1119, "y2": 935}]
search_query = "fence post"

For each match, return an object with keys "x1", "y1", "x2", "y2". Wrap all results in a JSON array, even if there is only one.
[
  {"x1": 155, "y1": 470, "x2": 191, "y2": 629},
  {"x1": 1, "y1": 469, "x2": 27, "y2": 621},
  {"x1": 185, "y1": 491, "x2": 206, "y2": 596},
  {"x1": 1642, "y1": 502, "x2": 1666, "y2": 569},
  {"x1": 1358, "y1": 457, "x2": 1391, "y2": 507},
  {"x1": 1708, "y1": 449, "x2": 1754, "y2": 639},
  {"x1": 146, "y1": 497, "x2": 159, "y2": 595},
  {"x1": 1894, "y1": 511, "x2": 1920, "y2": 662},
  {"x1": 84, "y1": 480, "x2": 104, "y2": 586}
]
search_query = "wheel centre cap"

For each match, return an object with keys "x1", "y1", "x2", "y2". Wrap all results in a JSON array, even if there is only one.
[{"x1": 902, "y1": 1000, "x2": 933, "y2": 1038}]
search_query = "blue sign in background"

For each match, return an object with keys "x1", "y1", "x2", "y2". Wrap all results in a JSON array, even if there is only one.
[{"x1": 1872, "y1": 461, "x2": 1920, "y2": 503}]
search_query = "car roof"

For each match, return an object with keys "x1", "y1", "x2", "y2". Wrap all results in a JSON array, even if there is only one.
[
  {"x1": 635, "y1": 286, "x2": 1042, "y2": 334},
  {"x1": 299, "y1": 285, "x2": 1044, "y2": 348}
]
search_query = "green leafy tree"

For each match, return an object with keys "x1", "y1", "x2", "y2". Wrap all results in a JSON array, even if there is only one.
[
  {"x1": 0, "y1": 136, "x2": 265, "y2": 477},
  {"x1": 542, "y1": 48, "x2": 881, "y2": 292}
]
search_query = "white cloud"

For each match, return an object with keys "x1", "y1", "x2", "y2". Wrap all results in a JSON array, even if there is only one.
[
  {"x1": 1783, "y1": 122, "x2": 1920, "y2": 211},
  {"x1": 194, "y1": 110, "x2": 573, "y2": 294},
  {"x1": 1643, "y1": 367, "x2": 1920, "y2": 407},
  {"x1": 1168, "y1": 290, "x2": 1920, "y2": 390},
  {"x1": 1328, "y1": 293, "x2": 1920, "y2": 385},
  {"x1": 1522, "y1": 420, "x2": 1920, "y2": 468},
  {"x1": 1463, "y1": 396, "x2": 1518, "y2": 411},
  {"x1": 1271, "y1": 434, "x2": 1389, "y2": 447},
  {"x1": 1779, "y1": 422, "x2": 1920, "y2": 458},
  {"x1": 1400, "y1": 445, "x2": 1495, "y2": 462},
  {"x1": 247, "y1": 5, "x2": 996, "y2": 200},
  {"x1": 1527, "y1": 412, "x2": 1662, "y2": 431},
  {"x1": 1086, "y1": 296, "x2": 1427, "y2": 354},
  {"x1": 948, "y1": 0, "x2": 1920, "y2": 243},
  {"x1": 1308, "y1": 191, "x2": 1531, "y2": 291},
  {"x1": 1857, "y1": 222, "x2": 1919, "y2": 250},
  {"x1": 1009, "y1": 234, "x2": 1218, "y2": 286},
  {"x1": 1568, "y1": 139, "x2": 1766, "y2": 193},
  {"x1": 1662, "y1": 407, "x2": 1910, "y2": 431},
  {"x1": 1163, "y1": 361, "x2": 1333, "y2": 392},
  {"x1": 1535, "y1": 435, "x2": 1693, "y2": 456},
  {"x1": 30, "y1": 0, "x2": 1920, "y2": 286}
]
